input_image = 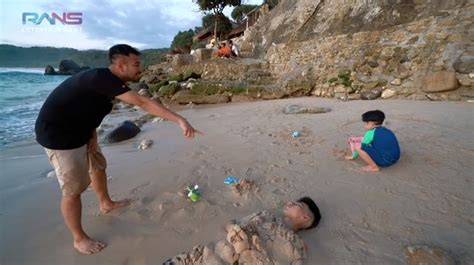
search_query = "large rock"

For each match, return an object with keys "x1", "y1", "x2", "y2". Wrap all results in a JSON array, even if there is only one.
[
  {"x1": 183, "y1": 71, "x2": 201, "y2": 81},
  {"x1": 105, "y1": 120, "x2": 141, "y2": 143},
  {"x1": 44, "y1": 65, "x2": 56, "y2": 75},
  {"x1": 58, "y1": 59, "x2": 81, "y2": 74},
  {"x1": 173, "y1": 91, "x2": 230, "y2": 104},
  {"x1": 139, "y1": 74, "x2": 160, "y2": 84},
  {"x1": 172, "y1": 54, "x2": 194, "y2": 68},
  {"x1": 360, "y1": 89, "x2": 382, "y2": 100},
  {"x1": 231, "y1": 94, "x2": 254, "y2": 102},
  {"x1": 128, "y1": 82, "x2": 149, "y2": 91},
  {"x1": 403, "y1": 245, "x2": 455, "y2": 265},
  {"x1": 194, "y1": 48, "x2": 214, "y2": 62},
  {"x1": 390, "y1": 78, "x2": 402, "y2": 86},
  {"x1": 44, "y1": 59, "x2": 87, "y2": 75},
  {"x1": 381, "y1": 88, "x2": 396, "y2": 99},
  {"x1": 422, "y1": 71, "x2": 459, "y2": 92},
  {"x1": 158, "y1": 83, "x2": 179, "y2": 96},
  {"x1": 453, "y1": 55, "x2": 474, "y2": 74},
  {"x1": 138, "y1": 88, "x2": 150, "y2": 97},
  {"x1": 284, "y1": 104, "x2": 331, "y2": 114}
]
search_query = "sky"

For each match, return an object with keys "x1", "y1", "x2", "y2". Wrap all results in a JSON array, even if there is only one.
[{"x1": 0, "y1": 0, "x2": 262, "y2": 50}]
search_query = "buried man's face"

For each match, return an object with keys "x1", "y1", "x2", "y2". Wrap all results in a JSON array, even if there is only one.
[{"x1": 283, "y1": 201, "x2": 314, "y2": 230}]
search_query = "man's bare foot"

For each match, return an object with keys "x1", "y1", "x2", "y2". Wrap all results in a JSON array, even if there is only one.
[
  {"x1": 345, "y1": 155, "x2": 354, "y2": 160},
  {"x1": 100, "y1": 199, "x2": 131, "y2": 214},
  {"x1": 361, "y1": 165, "x2": 380, "y2": 172},
  {"x1": 74, "y1": 237, "x2": 106, "y2": 255}
]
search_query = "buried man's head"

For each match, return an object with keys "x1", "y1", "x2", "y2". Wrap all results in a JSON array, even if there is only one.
[
  {"x1": 283, "y1": 196, "x2": 321, "y2": 231},
  {"x1": 108, "y1": 44, "x2": 142, "y2": 82}
]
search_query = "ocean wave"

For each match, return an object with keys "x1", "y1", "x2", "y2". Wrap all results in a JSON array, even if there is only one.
[
  {"x1": 0, "y1": 68, "x2": 45, "y2": 74},
  {"x1": 0, "y1": 101, "x2": 43, "y2": 115},
  {"x1": 0, "y1": 71, "x2": 68, "y2": 146}
]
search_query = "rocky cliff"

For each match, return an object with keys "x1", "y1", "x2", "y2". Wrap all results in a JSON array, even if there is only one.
[
  {"x1": 140, "y1": 0, "x2": 473, "y2": 103},
  {"x1": 238, "y1": 0, "x2": 473, "y2": 100}
]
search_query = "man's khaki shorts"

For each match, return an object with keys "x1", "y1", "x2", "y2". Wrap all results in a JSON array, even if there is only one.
[{"x1": 45, "y1": 145, "x2": 107, "y2": 196}]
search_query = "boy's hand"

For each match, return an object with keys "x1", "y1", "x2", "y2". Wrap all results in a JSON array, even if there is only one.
[{"x1": 345, "y1": 155, "x2": 354, "y2": 160}]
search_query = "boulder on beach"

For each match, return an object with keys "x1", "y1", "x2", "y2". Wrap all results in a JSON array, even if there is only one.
[
  {"x1": 105, "y1": 120, "x2": 141, "y2": 143},
  {"x1": 403, "y1": 245, "x2": 455, "y2": 265},
  {"x1": 284, "y1": 104, "x2": 331, "y2": 114}
]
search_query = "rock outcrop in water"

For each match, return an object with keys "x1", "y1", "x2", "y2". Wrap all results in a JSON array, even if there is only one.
[{"x1": 44, "y1": 59, "x2": 90, "y2": 75}]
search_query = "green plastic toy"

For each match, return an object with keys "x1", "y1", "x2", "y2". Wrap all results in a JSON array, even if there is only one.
[{"x1": 187, "y1": 185, "x2": 201, "y2": 202}]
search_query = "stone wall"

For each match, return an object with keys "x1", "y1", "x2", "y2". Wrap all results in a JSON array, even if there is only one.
[{"x1": 246, "y1": 0, "x2": 473, "y2": 100}]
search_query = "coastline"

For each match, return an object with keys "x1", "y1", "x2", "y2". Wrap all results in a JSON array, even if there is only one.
[{"x1": 1, "y1": 97, "x2": 473, "y2": 264}]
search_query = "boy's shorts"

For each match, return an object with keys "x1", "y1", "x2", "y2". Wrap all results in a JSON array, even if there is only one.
[
  {"x1": 45, "y1": 145, "x2": 107, "y2": 196},
  {"x1": 361, "y1": 145, "x2": 397, "y2": 167}
]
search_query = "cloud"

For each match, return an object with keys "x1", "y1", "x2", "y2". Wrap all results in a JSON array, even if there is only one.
[
  {"x1": 35, "y1": 0, "x2": 203, "y2": 49},
  {"x1": 1, "y1": 0, "x2": 264, "y2": 50}
]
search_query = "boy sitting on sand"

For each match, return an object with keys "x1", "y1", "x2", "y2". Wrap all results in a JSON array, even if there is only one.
[
  {"x1": 164, "y1": 197, "x2": 321, "y2": 265},
  {"x1": 345, "y1": 110, "x2": 400, "y2": 172}
]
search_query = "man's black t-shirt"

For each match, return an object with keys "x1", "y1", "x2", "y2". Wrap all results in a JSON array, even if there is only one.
[{"x1": 35, "y1": 68, "x2": 130, "y2": 150}]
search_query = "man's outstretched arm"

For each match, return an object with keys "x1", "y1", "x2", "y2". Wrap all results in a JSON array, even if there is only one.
[{"x1": 116, "y1": 90, "x2": 203, "y2": 139}]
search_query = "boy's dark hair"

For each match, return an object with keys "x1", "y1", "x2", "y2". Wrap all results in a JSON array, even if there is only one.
[
  {"x1": 362, "y1": 110, "x2": 385, "y2": 125},
  {"x1": 108, "y1": 44, "x2": 141, "y2": 63},
  {"x1": 298, "y1": 196, "x2": 321, "y2": 229}
]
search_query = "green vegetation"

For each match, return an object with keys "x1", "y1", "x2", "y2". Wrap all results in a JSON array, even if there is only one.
[
  {"x1": 0, "y1": 44, "x2": 168, "y2": 68},
  {"x1": 194, "y1": 0, "x2": 241, "y2": 15},
  {"x1": 231, "y1": 4, "x2": 258, "y2": 22},
  {"x1": 194, "y1": 0, "x2": 241, "y2": 39},
  {"x1": 170, "y1": 29, "x2": 195, "y2": 53},
  {"x1": 264, "y1": 0, "x2": 279, "y2": 10},
  {"x1": 337, "y1": 70, "x2": 352, "y2": 87},
  {"x1": 158, "y1": 83, "x2": 179, "y2": 96},
  {"x1": 202, "y1": 14, "x2": 233, "y2": 36},
  {"x1": 191, "y1": 82, "x2": 251, "y2": 95}
]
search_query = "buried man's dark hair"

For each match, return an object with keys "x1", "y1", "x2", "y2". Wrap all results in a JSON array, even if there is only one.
[
  {"x1": 297, "y1": 196, "x2": 321, "y2": 229},
  {"x1": 362, "y1": 110, "x2": 385, "y2": 125},
  {"x1": 108, "y1": 44, "x2": 141, "y2": 62}
]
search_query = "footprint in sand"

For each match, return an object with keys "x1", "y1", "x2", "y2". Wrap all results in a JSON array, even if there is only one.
[{"x1": 130, "y1": 181, "x2": 151, "y2": 195}]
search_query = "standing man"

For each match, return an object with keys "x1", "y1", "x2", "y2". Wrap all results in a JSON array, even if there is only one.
[{"x1": 35, "y1": 44, "x2": 202, "y2": 255}]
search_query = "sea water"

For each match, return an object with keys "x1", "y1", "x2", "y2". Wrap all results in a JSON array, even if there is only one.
[{"x1": 0, "y1": 68, "x2": 68, "y2": 147}]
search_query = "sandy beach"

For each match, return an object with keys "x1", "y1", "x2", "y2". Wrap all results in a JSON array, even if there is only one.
[{"x1": 1, "y1": 97, "x2": 473, "y2": 264}]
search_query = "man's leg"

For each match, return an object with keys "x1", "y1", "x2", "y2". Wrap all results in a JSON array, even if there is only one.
[
  {"x1": 355, "y1": 148, "x2": 380, "y2": 172},
  {"x1": 61, "y1": 194, "x2": 106, "y2": 254},
  {"x1": 90, "y1": 169, "x2": 131, "y2": 214},
  {"x1": 46, "y1": 147, "x2": 106, "y2": 254}
]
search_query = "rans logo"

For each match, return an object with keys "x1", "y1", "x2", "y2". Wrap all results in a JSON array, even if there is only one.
[{"x1": 22, "y1": 12, "x2": 83, "y2": 25}]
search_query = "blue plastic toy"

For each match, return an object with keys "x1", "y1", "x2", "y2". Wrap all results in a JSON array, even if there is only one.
[{"x1": 224, "y1": 176, "x2": 239, "y2": 185}]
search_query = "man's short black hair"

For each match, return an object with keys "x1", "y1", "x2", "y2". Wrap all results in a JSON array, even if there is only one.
[
  {"x1": 298, "y1": 196, "x2": 321, "y2": 229},
  {"x1": 362, "y1": 110, "x2": 385, "y2": 125},
  {"x1": 108, "y1": 44, "x2": 141, "y2": 62}
]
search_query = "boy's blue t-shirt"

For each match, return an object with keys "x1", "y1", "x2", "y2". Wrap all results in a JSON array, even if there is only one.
[{"x1": 363, "y1": 126, "x2": 400, "y2": 164}]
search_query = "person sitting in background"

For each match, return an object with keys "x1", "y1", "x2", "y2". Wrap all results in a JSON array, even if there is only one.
[
  {"x1": 228, "y1": 40, "x2": 240, "y2": 57},
  {"x1": 217, "y1": 42, "x2": 232, "y2": 58},
  {"x1": 163, "y1": 197, "x2": 322, "y2": 265},
  {"x1": 205, "y1": 38, "x2": 217, "y2": 49}
]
